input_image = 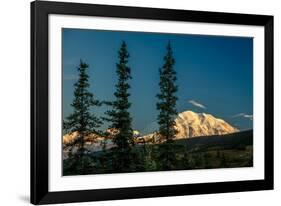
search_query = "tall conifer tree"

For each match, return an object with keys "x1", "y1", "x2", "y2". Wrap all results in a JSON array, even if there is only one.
[
  {"x1": 156, "y1": 42, "x2": 178, "y2": 170},
  {"x1": 156, "y1": 41, "x2": 178, "y2": 142},
  {"x1": 64, "y1": 60, "x2": 102, "y2": 157},
  {"x1": 104, "y1": 41, "x2": 134, "y2": 171}
]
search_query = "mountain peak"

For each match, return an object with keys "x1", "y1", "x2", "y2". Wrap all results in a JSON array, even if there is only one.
[
  {"x1": 174, "y1": 110, "x2": 238, "y2": 139},
  {"x1": 63, "y1": 110, "x2": 239, "y2": 146}
]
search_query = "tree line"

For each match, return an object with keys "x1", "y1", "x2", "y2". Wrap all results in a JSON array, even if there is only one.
[{"x1": 63, "y1": 41, "x2": 178, "y2": 174}]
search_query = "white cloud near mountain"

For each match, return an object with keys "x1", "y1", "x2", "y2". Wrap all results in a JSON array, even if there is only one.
[
  {"x1": 188, "y1": 100, "x2": 206, "y2": 109},
  {"x1": 231, "y1": 113, "x2": 253, "y2": 120}
]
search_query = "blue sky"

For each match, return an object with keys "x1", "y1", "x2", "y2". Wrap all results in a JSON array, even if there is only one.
[{"x1": 62, "y1": 28, "x2": 253, "y2": 133}]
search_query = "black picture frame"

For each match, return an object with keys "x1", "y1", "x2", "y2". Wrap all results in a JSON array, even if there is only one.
[{"x1": 31, "y1": 0, "x2": 274, "y2": 204}]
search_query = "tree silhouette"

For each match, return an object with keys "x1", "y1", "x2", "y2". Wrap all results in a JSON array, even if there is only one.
[
  {"x1": 156, "y1": 42, "x2": 178, "y2": 142},
  {"x1": 104, "y1": 41, "x2": 134, "y2": 171},
  {"x1": 156, "y1": 42, "x2": 178, "y2": 170},
  {"x1": 63, "y1": 60, "x2": 102, "y2": 172}
]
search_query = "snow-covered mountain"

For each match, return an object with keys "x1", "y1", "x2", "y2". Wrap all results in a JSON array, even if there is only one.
[
  {"x1": 138, "y1": 110, "x2": 238, "y2": 143},
  {"x1": 63, "y1": 110, "x2": 238, "y2": 145},
  {"x1": 174, "y1": 110, "x2": 238, "y2": 138}
]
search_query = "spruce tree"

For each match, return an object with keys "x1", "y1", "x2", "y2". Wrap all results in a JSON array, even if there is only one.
[
  {"x1": 156, "y1": 41, "x2": 178, "y2": 141},
  {"x1": 156, "y1": 42, "x2": 178, "y2": 170},
  {"x1": 104, "y1": 41, "x2": 134, "y2": 171},
  {"x1": 63, "y1": 60, "x2": 102, "y2": 161}
]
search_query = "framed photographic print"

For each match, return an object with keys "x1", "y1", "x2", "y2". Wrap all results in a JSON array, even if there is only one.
[{"x1": 31, "y1": 0, "x2": 274, "y2": 204}]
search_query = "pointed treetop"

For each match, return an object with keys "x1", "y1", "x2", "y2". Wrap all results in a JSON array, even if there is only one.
[
  {"x1": 79, "y1": 59, "x2": 89, "y2": 68},
  {"x1": 167, "y1": 40, "x2": 171, "y2": 49}
]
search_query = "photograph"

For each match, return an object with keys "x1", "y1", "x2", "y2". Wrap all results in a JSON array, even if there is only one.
[
  {"x1": 62, "y1": 28, "x2": 254, "y2": 176},
  {"x1": 29, "y1": 1, "x2": 273, "y2": 204}
]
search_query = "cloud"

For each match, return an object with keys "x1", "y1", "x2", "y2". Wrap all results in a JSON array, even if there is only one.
[
  {"x1": 231, "y1": 113, "x2": 245, "y2": 118},
  {"x1": 231, "y1": 113, "x2": 253, "y2": 120},
  {"x1": 188, "y1": 100, "x2": 206, "y2": 109}
]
